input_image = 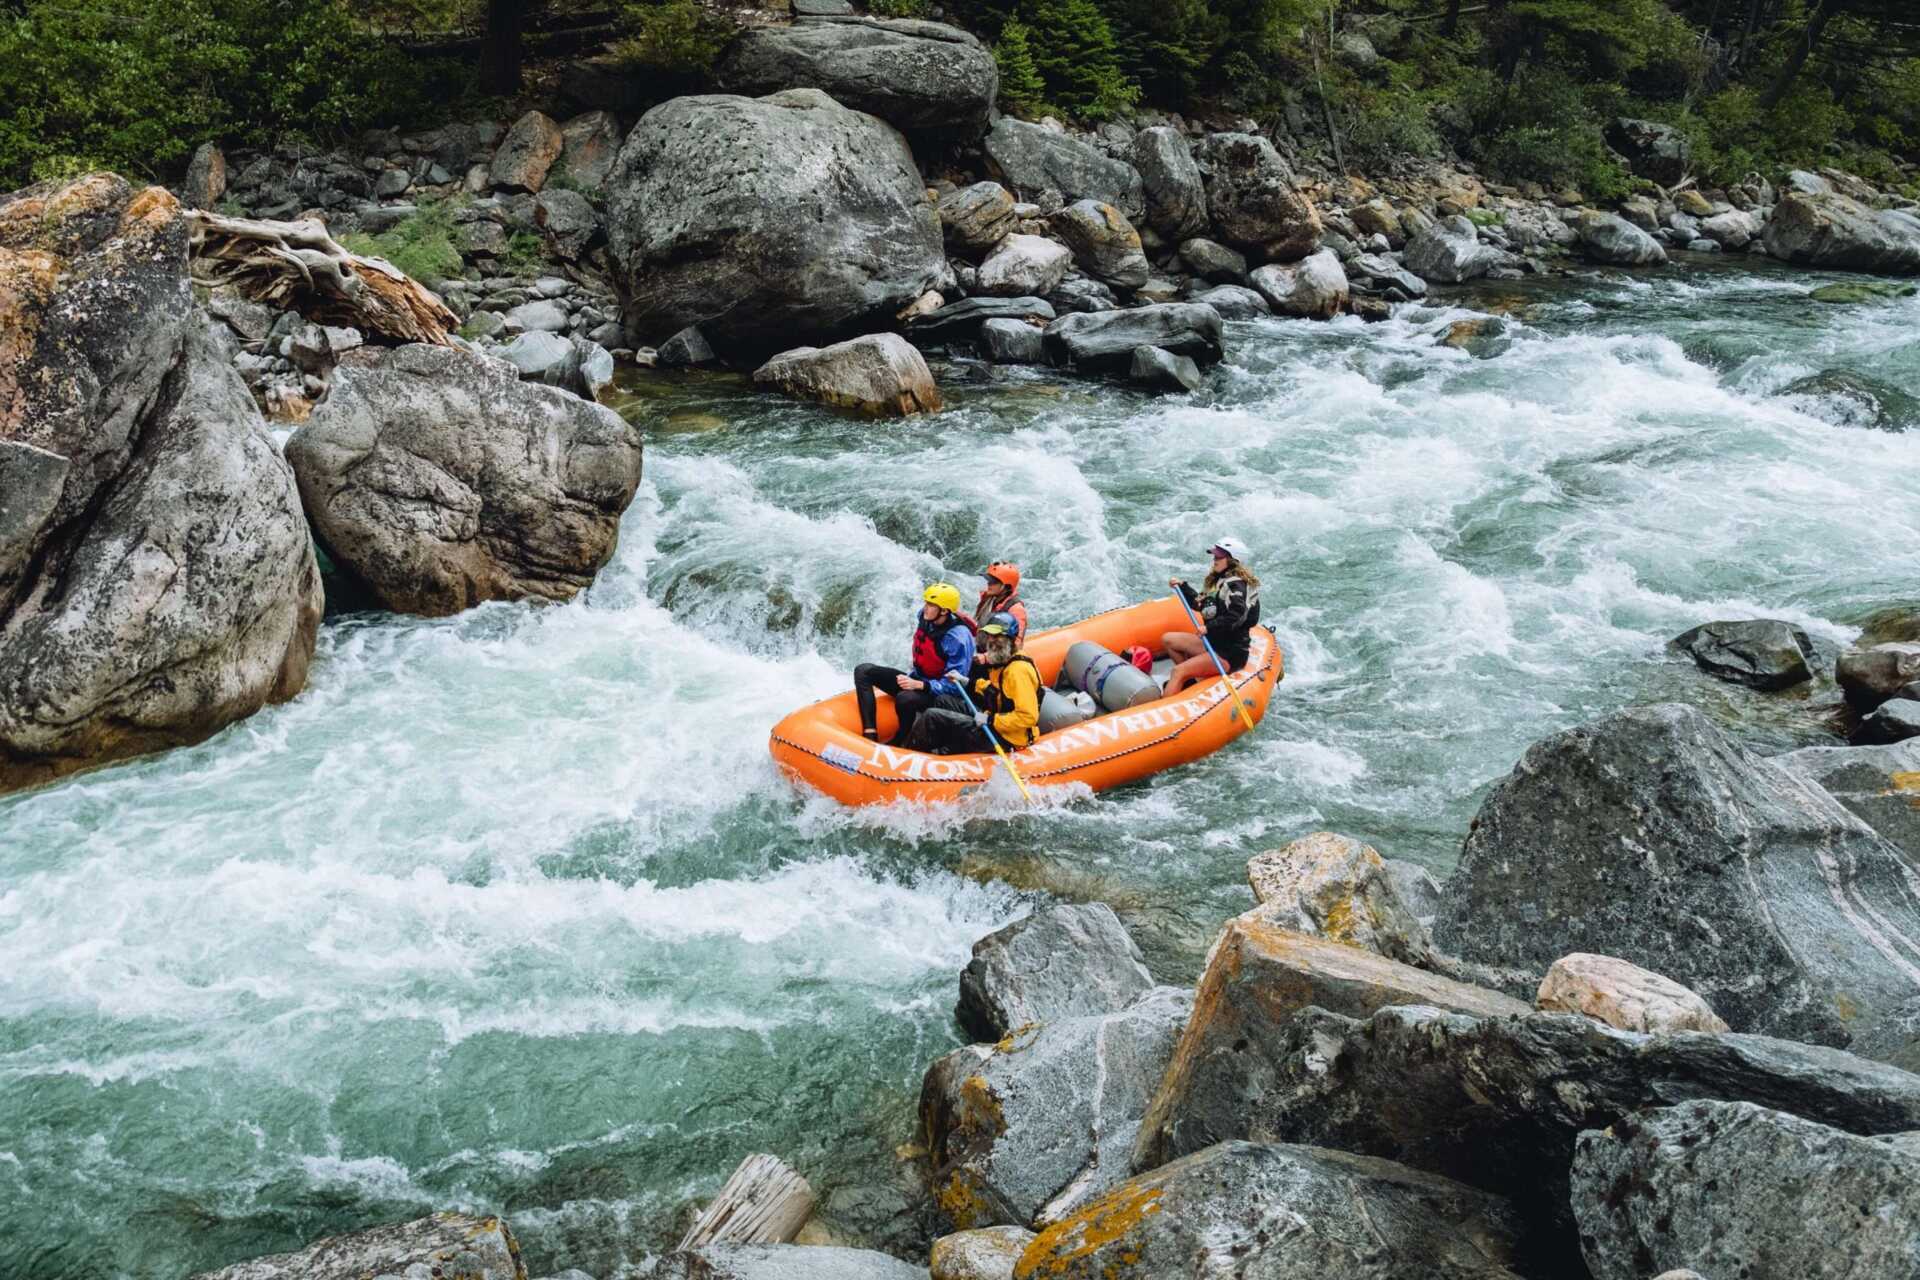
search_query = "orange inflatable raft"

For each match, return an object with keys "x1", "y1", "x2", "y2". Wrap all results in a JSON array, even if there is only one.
[{"x1": 769, "y1": 596, "x2": 1283, "y2": 806}]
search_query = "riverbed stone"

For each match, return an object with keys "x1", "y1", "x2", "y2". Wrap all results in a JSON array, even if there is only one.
[
  {"x1": 553, "y1": 109, "x2": 623, "y2": 191},
  {"x1": 1177, "y1": 237, "x2": 1246, "y2": 283},
  {"x1": 1571, "y1": 1100, "x2": 1920, "y2": 1280},
  {"x1": 1020, "y1": 1140, "x2": 1528, "y2": 1280},
  {"x1": 1244, "y1": 832, "x2": 1435, "y2": 965},
  {"x1": 1249, "y1": 248, "x2": 1349, "y2": 319},
  {"x1": 1189, "y1": 284, "x2": 1269, "y2": 319},
  {"x1": 535, "y1": 187, "x2": 600, "y2": 259},
  {"x1": 905, "y1": 296, "x2": 1055, "y2": 348},
  {"x1": 714, "y1": 18, "x2": 997, "y2": 138},
  {"x1": 1858, "y1": 698, "x2": 1920, "y2": 746},
  {"x1": 1047, "y1": 200, "x2": 1148, "y2": 289},
  {"x1": 183, "y1": 141, "x2": 227, "y2": 208},
  {"x1": 656, "y1": 1243, "x2": 927, "y2": 1279},
  {"x1": 658, "y1": 325, "x2": 719, "y2": 368},
  {"x1": 1604, "y1": 117, "x2": 1691, "y2": 185},
  {"x1": 1403, "y1": 218, "x2": 1503, "y2": 283},
  {"x1": 922, "y1": 986, "x2": 1194, "y2": 1229},
  {"x1": 938, "y1": 182, "x2": 1017, "y2": 255},
  {"x1": 1701, "y1": 207, "x2": 1760, "y2": 250},
  {"x1": 957, "y1": 903, "x2": 1152, "y2": 1042},
  {"x1": 1431, "y1": 703, "x2": 1920, "y2": 1047},
  {"x1": 1764, "y1": 192, "x2": 1920, "y2": 274},
  {"x1": 1773, "y1": 740, "x2": 1920, "y2": 865},
  {"x1": 1043, "y1": 303, "x2": 1223, "y2": 373},
  {"x1": 1127, "y1": 344, "x2": 1202, "y2": 392},
  {"x1": 608, "y1": 89, "x2": 943, "y2": 357},
  {"x1": 491, "y1": 109, "x2": 565, "y2": 193},
  {"x1": 975, "y1": 234, "x2": 1072, "y2": 298},
  {"x1": 1196, "y1": 132, "x2": 1321, "y2": 262},
  {"x1": 287, "y1": 343, "x2": 642, "y2": 616},
  {"x1": 1536, "y1": 952, "x2": 1730, "y2": 1034},
  {"x1": 752, "y1": 334, "x2": 941, "y2": 416},
  {"x1": 1128, "y1": 126, "x2": 1207, "y2": 242},
  {"x1": 0, "y1": 174, "x2": 321, "y2": 794},
  {"x1": 929, "y1": 1226, "x2": 1031, "y2": 1280},
  {"x1": 1668, "y1": 618, "x2": 1814, "y2": 689},
  {"x1": 187, "y1": 1212, "x2": 521, "y2": 1280},
  {"x1": 982, "y1": 118, "x2": 1144, "y2": 221},
  {"x1": 978, "y1": 318, "x2": 1046, "y2": 365},
  {"x1": 1346, "y1": 252, "x2": 1428, "y2": 300},
  {"x1": 1577, "y1": 211, "x2": 1668, "y2": 266},
  {"x1": 1779, "y1": 368, "x2": 1920, "y2": 431},
  {"x1": 1838, "y1": 643, "x2": 1920, "y2": 711}
]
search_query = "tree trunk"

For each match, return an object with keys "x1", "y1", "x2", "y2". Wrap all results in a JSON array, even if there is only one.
[
  {"x1": 1758, "y1": 0, "x2": 1835, "y2": 110},
  {"x1": 479, "y1": 0, "x2": 528, "y2": 95},
  {"x1": 1442, "y1": 0, "x2": 1464, "y2": 37}
]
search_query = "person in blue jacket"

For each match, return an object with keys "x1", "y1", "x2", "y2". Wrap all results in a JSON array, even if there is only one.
[{"x1": 854, "y1": 582, "x2": 978, "y2": 745}]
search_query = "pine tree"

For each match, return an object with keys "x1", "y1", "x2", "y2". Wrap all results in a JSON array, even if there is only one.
[
  {"x1": 994, "y1": 19, "x2": 1047, "y2": 115},
  {"x1": 1019, "y1": 0, "x2": 1140, "y2": 120}
]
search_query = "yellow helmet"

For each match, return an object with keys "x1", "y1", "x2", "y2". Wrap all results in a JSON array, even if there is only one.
[{"x1": 922, "y1": 581, "x2": 962, "y2": 612}]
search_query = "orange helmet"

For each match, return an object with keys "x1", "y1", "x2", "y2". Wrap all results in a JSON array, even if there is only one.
[{"x1": 985, "y1": 561, "x2": 1021, "y2": 591}]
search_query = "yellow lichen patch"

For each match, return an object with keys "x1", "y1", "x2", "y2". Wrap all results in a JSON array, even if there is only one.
[
  {"x1": 1835, "y1": 992, "x2": 1860, "y2": 1022},
  {"x1": 1888, "y1": 772, "x2": 1920, "y2": 808},
  {"x1": 1320, "y1": 893, "x2": 1359, "y2": 945},
  {"x1": 996, "y1": 1021, "x2": 1043, "y2": 1054},
  {"x1": 937, "y1": 1169, "x2": 992, "y2": 1229},
  {"x1": 44, "y1": 172, "x2": 126, "y2": 226},
  {"x1": 0, "y1": 248, "x2": 60, "y2": 432},
  {"x1": 122, "y1": 183, "x2": 182, "y2": 233},
  {"x1": 958, "y1": 1073, "x2": 1007, "y2": 1138},
  {"x1": 1014, "y1": 1183, "x2": 1164, "y2": 1277}
]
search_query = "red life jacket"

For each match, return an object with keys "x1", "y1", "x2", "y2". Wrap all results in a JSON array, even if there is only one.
[{"x1": 912, "y1": 612, "x2": 976, "y2": 680}]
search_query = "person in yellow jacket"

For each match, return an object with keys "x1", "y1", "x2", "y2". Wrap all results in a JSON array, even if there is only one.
[{"x1": 905, "y1": 623, "x2": 1041, "y2": 755}]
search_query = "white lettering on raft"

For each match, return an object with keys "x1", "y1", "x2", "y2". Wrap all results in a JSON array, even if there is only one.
[{"x1": 863, "y1": 743, "x2": 989, "y2": 781}]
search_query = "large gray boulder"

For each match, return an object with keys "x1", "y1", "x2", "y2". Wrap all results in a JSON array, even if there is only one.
[
  {"x1": 752, "y1": 333, "x2": 941, "y2": 417},
  {"x1": 653, "y1": 1244, "x2": 928, "y2": 1279},
  {"x1": 1195, "y1": 132, "x2": 1322, "y2": 262},
  {"x1": 0, "y1": 174, "x2": 321, "y2": 794},
  {"x1": 983, "y1": 118, "x2": 1144, "y2": 221},
  {"x1": 1128, "y1": 126, "x2": 1207, "y2": 241},
  {"x1": 1860, "y1": 698, "x2": 1920, "y2": 745},
  {"x1": 608, "y1": 90, "x2": 944, "y2": 356},
  {"x1": 1765, "y1": 192, "x2": 1920, "y2": 274},
  {"x1": 287, "y1": 344, "x2": 643, "y2": 617},
  {"x1": 1047, "y1": 200, "x2": 1148, "y2": 289},
  {"x1": 1838, "y1": 642, "x2": 1920, "y2": 711},
  {"x1": 1043, "y1": 303, "x2": 1223, "y2": 373},
  {"x1": 188, "y1": 1212, "x2": 521, "y2": 1280},
  {"x1": 921, "y1": 986, "x2": 1193, "y2": 1230},
  {"x1": 491, "y1": 109, "x2": 564, "y2": 193},
  {"x1": 1572, "y1": 1101, "x2": 1920, "y2": 1280},
  {"x1": 1136, "y1": 999, "x2": 1920, "y2": 1256},
  {"x1": 1249, "y1": 248, "x2": 1349, "y2": 319},
  {"x1": 1189, "y1": 284, "x2": 1269, "y2": 319},
  {"x1": 1604, "y1": 117, "x2": 1691, "y2": 185},
  {"x1": 1774, "y1": 740, "x2": 1920, "y2": 868},
  {"x1": 1668, "y1": 618, "x2": 1814, "y2": 689},
  {"x1": 975, "y1": 234, "x2": 1071, "y2": 298},
  {"x1": 1576, "y1": 211, "x2": 1667, "y2": 266},
  {"x1": 1019, "y1": 1141, "x2": 1528, "y2": 1280},
  {"x1": 957, "y1": 903, "x2": 1154, "y2": 1041},
  {"x1": 1431, "y1": 704, "x2": 1920, "y2": 1046},
  {"x1": 1243, "y1": 832, "x2": 1436, "y2": 965},
  {"x1": 938, "y1": 182, "x2": 1017, "y2": 255},
  {"x1": 1403, "y1": 217, "x2": 1504, "y2": 283},
  {"x1": 713, "y1": 18, "x2": 997, "y2": 137}
]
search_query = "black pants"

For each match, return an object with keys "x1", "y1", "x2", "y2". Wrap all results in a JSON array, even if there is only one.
[
  {"x1": 854, "y1": 664, "x2": 961, "y2": 744},
  {"x1": 907, "y1": 707, "x2": 992, "y2": 756}
]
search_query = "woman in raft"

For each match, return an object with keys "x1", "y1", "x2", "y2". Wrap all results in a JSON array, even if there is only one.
[
  {"x1": 972, "y1": 561, "x2": 1028, "y2": 641},
  {"x1": 1164, "y1": 536, "x2": 1261, "y2": 694}
]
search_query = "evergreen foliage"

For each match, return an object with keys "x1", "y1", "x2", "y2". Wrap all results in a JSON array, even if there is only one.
[{"x1": 994, "y1": 20, "x2": 1050, "y2": 116}]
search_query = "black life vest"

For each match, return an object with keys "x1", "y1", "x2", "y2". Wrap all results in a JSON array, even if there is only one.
[{"x1": 911, "y1": 612, "x2": 976, "y2": 680}]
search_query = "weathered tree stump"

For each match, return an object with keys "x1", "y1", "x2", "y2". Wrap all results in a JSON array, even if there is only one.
[
  {"x1": 187, "y1": 209, "x2": 457, "y2": 345},
  {"x1": 678, "y1": 1153, "x2": 817, "y2": 1250}
]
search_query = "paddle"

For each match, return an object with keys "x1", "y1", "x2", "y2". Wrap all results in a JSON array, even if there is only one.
[
  {"x1": 1173, "y1": 590, "x2": 1257, "y2": 729},
  {"x1": 949, "y1": 672, "x2": 1035, "y2": 803}
]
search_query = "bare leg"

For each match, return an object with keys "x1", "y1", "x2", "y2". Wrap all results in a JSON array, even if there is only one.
[
  {"x1": 1162, "y1": 632, "x2": 1203, "y2": 662},
  {"x1": 1165, "y1": 653, "x2": 1219, "y2": 695}
]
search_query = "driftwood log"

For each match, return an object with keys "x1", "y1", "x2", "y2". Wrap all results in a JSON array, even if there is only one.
[
  {"x1": 678, "y1": 1153, "x2": 816, "y2": 1250},
  {"x1": 187, "y1": 209, "x2": 458, "y2": 345}
]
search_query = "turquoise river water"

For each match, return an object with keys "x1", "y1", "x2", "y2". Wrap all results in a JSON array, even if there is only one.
[{"x1": 3, "y1": 257, "x2": 1919, "y2": 1277}]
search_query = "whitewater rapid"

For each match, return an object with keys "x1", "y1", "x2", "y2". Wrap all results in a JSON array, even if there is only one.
[{"x1": 3, "y1": 258, "x2": 1918, "y2": 1277}]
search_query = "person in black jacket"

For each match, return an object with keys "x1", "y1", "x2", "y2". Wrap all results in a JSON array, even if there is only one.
[{"x1": 1164, "y1": 537, "x2": 1261, "y2": 694}]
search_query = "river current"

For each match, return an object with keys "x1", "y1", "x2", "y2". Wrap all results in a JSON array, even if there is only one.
[{"x1": 3, "y1": 259, "x2": 1918, "y2": 1277}]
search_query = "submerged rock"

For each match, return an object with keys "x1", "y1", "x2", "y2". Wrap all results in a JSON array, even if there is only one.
[
  {"x1": 753, "y1": 334, "x2": 941, "y2": 416},
  {"x1": 1127, "y1": 344, "x2": 1203, "y2": 392},
  {"x1": 1764, "y1": 192, "x2": 1920, "y2": 274},
  {"x1": 287, "y1": 344, "x2": 643, "y2": 617},
  {"x1": 608, "y1": 89, "x2": 943, "y2": 356},
  {"x1": 1809, "y1": 280, "x2": 1918, "y2": 304},
  {"x1": 1668, "y1": 618, "x2": 1815, "y2": 689},
  {"x1": 1043, "y1": 303, "x2": 1223, "y2": 373},
  {"x1": 187, "y1": 1212, "x2": 521, "y2": 1280},
  {"x1": 713, "y1": 18, "x2": 997, "y2": 137},
  {"x1": 1432, "y1": 704, "x2": 1920, "y2": 1046},
  {"x1": 0, "y1": 174, "x2": 321, "y2": 794},
  {"x1": 1021, "y1": 1140, "x2": 1529, "y2": 1280},
  {"x1": 922, "y1": 986, "x2": 1193, "y2": 1229},
  {"x1": 1778, "y1": 369, "x2": 1919, "y2": 431},
  {"x1": 1572, "y1": 1101, "x2": 1920, "y2": 1280},
  {"x1": 1536, "y1": 952, "x2": 1730, "y2": 1034},
  {"x1": 982, "y1": 118, "x2": 1144, "y2": 221},
  {"x1": 956, "y1": 903, "x2": 1153, "y2": 1042},
  {"x1": 1243, "y1": 832, "x2": 1435, "y2": 966}
]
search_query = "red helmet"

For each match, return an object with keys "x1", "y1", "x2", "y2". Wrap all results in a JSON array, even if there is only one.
[
  {"x1": 984, "y1": 561, "x2": 1021, "y2": 591},
  {"x1": 1125, "y1": 645, "x2": 1153, "y2": 673}
]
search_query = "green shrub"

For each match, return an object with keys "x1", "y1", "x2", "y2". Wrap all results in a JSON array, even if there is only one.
[
  {"x1": 994, "y1": 20, "x2": 1049, "y2": 117},
  {"x1": 612, "y1": 0, "x2": 731, "y2": 76},
  {"x1": 1019, "y1": 0, "x2": 1140, "y2": 121},
  {"x1": 340, "y1": 200, "x2": 466, "y2": 282},
  {"x1": 501, "y1": 230, "x2": 546, "y2": 273}
]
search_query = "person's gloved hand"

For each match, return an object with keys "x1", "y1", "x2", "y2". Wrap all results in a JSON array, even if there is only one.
[{"x1": 973, "y1": 711, "x2": 989, "y2": 727}]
